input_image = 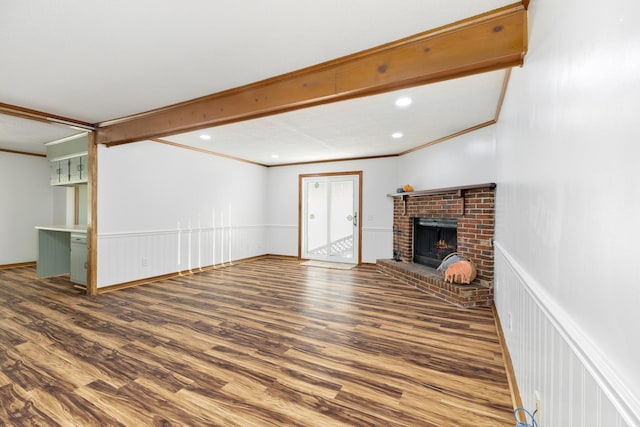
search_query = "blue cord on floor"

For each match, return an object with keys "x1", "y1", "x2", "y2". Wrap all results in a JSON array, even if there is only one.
[{"x1": 513, "y1": 407, "x2": 539, "y2": 427}]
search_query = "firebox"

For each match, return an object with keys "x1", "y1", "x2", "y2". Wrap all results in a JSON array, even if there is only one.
[{"x1": 413, "y1": 218, "x2": 457, "y2": 268}]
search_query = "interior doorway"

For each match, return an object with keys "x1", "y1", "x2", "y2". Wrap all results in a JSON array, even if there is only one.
[{"x1": 299, "y1": 172, "x2": 362, "y2": 264}]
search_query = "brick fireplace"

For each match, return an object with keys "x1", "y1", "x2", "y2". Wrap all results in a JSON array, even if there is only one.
[{"x1": 377, "y1": 183, "x2": 496, "y2": 308}]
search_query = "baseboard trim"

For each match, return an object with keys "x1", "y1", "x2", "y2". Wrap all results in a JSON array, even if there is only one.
[
  {"x1": 97, "y1": 272, "x2": 181, "y2": 294},
  {"x1": 97, "y1": 254, "x2": 270, "y2": 294},
  {"x1": 0, "y1": 261, "x2": 36, "y2": 270},
  {"x1": 263, "y1": 254, "x2": 299, "y2": 261},
  {"x1": 492, "y1": 305, "x2": 524, "y2": 421}
]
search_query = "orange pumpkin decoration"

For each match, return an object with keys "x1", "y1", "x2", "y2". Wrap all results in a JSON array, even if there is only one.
[{"x1": 402, "y1": 184, "x2": 414, "y2": 192}]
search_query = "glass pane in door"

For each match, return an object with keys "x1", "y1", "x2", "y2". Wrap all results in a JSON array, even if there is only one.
[
  {"x1": 329, "y1": 180, "x2": 354, "y2": 259},
  {"x1": 306, "y1": 180, "x2": 328, "y2": 255}
]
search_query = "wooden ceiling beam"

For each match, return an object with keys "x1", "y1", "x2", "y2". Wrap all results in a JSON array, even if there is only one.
[
  {"x1": 97, "y1": 3, "x2": 527, "y2": 146},
  {"x1": 0, "y1": 102, "x2": 95, "y2": 130}
]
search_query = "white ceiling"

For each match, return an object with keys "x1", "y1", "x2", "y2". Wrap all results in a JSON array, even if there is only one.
[
  {"x1": 0, "y1": 0, "x2": 514, "y2": 163},
  {"x1": 166, "y1": 71, "x2": 506, "y2": 166},
  {"x1": 0, "y1": 114, "x2": 86, "y2": 154}
]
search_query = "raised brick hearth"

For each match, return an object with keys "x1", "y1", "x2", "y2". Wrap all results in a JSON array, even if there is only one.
[
  {"x1": 377, "y1": 259, "x2": 493, "y2": 308},
  {"x1": 376, "y1": 183, "x2": 496, "y2": 308}
]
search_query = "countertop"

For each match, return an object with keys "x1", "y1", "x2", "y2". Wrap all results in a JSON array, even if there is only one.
[{"x1": 35, "y1": 225, "x2": 88, "y2": 233}]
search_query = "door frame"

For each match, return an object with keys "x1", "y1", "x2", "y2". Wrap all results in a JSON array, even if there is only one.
[{"x1": 298, "y1": 171, "x2": 363, "y2": 265}]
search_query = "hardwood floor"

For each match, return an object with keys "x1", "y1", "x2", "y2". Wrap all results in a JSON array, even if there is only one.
[{"x1": 0, "y1": 258, "x2": 514, "y2": 426}]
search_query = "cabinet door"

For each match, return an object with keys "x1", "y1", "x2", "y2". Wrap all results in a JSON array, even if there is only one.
[
  {"x1": 58, "y1": 159, "x2": 70, "y2": 184},
  {"x1": 69, "y1": 156, "x2": 81, "y2": 183},
  {"x1": 50, "y1": 159, "x2": 70, "y2": 185},
  {"x1": 70, "y1": 237, "x2": 87, "y2": 285},
  {"x1": 68, "y1": 155, "x2": 88, "y2": 184},
  {"x1": 79, "y1": 155, "x2": 88, "y2": 181},
  {"x1": 50, "y1": 161, "x2": 61, "y2": 185}
]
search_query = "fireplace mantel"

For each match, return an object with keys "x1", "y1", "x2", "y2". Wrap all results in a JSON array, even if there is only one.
[{"x1": 387, "y1": 182, "x2": 496, "y2": 198}]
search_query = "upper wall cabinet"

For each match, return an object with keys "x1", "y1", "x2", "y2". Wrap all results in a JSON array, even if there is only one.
[
  {"x1": 46, "y1": 133, "x2": 89, "y2": 186},
  {"x1": 50, "y1": 157, "x2": 69, "y2": 185},
  {"x1": 69, "y1": 154, "x2": 88, "y2": 183},
  {"x1": 50, "y1": 154, "x2": 88, "y2": 186}
]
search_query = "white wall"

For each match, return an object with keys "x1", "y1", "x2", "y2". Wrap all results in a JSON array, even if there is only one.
[
  {"x1": 101, "y1": 139, "x2": 488, "y2": 269},
  {"x1": 396, "y1": 124, "x2": 496, "y2": 189},
  {"x1": 266, "y1": 157, "x2": 397, "y2": 263},
  {"x1": 0, "y1": 152, "x2": 66, "y2": 264},
  {"x1": 494, "y1": 0, "x2": 640, "y2": 424},
  {"x1": 61, "y1": 186, "x2": 88, "y2": 226},
  {"x1": 96, "y1": 142, "x2": 268, "y2": 287}
]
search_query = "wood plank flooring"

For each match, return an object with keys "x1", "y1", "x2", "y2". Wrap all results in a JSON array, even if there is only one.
[{"x1": 0, "y1": 258, "x2": 514, "y2": 426}]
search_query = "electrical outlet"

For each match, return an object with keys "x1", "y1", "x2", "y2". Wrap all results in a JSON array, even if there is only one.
[
  {"x1": 508, "y1": 312, "x2": 513, "y2": 331},
  {"x1": 141, "y1": 257, "x2": 148, "y2": 267},
  {"x1": 534, "y1": 390, "x2": 541, "y2": 414}
]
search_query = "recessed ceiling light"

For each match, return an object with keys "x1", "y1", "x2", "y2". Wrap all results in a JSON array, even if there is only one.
[
  {"x1": 271, "y1": 154, "x2": 280, "y2": 159},
  {"x1": 392, "y1": 132, "x2": 403, "y2": 139},
  {"x1": 199, "y1": 134, "x2": 211, "y2": 140},
  {"x1": 395, "y1": 97, "x2": 412, "y2": 107}
]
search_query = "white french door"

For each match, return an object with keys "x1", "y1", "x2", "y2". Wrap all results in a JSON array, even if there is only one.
[{"x1": 300, "y1": 173, "x2": 360, "y2": 264}]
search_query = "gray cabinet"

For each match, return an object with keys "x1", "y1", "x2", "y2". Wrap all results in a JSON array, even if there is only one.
[
  {"x1": 50, "y1": 154, "x2": 88, "y2": 186},
  {"x1": 36, "y1": 227, "x2": 88, "y2": 286},
  {"x1": 69, "y1": 154, "x2": 88, "y2": 184},
  {"x1": 50, "y1": 158, "x2": 70, "y2": 185},
  {"x1": 70, "y1": 234, "x2": 87, "y2": 285}
]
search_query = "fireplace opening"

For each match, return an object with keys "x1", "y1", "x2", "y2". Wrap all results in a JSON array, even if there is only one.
[{"x1": 413, "y1": 218, "x2": 457, "y2": 268}]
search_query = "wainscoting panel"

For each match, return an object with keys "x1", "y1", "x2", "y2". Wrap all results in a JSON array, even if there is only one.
[
  {"x1": 97, "y1": 225, "x2": 267, "y2": 288},
  {"x1": 494, "y1": 243, "x2": 637, "y2": 427}
]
